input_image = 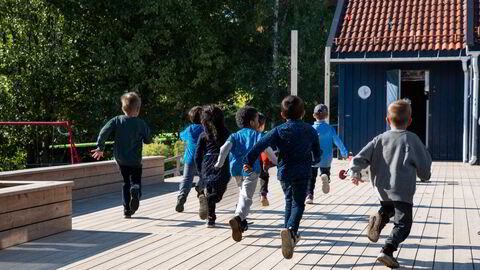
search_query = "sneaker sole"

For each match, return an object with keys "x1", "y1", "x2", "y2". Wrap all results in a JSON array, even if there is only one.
[
  {"x1": 280, "y1": 229, "x2": 294, "y2": 259},
  {"x1": 367, "y1": 213, "x2": 382, "y2": 242},
  {"x1": 321, "y1": 174, "x2": 330, "y2": 194},
  {"x1": 175, "y1": 196, "x2": 187, "y2": 212},
  {"x1": 229, "y1": 218, "x2": 242, "y2": 242},
  {"x1": 377, "y1": 255, "x2": 400, "y2": 268},
  {"x1": 198, "y1": 194, "x2": 207, "y2": 220},
  {"x1": 261, "y1": 198, "x2": 269, "y2": 207},
  {"x1": 130, "y1": 188, "x2": 140, "y2": 213}
]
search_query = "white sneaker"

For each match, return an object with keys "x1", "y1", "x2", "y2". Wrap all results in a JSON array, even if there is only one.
[
  {"x1": 321, "y1": 174, "x2": 330, "y2": 194},
  {"x1": 305, "y1": 194, "x2": 314, "y2": 204}
]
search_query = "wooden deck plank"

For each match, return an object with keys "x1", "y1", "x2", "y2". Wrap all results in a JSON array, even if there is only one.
[{"x1": 0, "y1": 161, "x2": 478, "y2": 270}]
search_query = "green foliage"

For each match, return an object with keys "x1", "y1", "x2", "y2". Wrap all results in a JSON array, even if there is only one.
[
  {"x1": 0, "y1": 0, "x2": 336, "y2": 170},
  {"x1": 142, "y1": 143, "x2": 171, "y2": 158},
  {"x1": 173, "y1": 141, "x2": 185, "y2": 157}
]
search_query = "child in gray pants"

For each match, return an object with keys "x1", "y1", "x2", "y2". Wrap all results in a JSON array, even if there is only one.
[
  {"x1": 215, "y1": 106, "x2": 276, "y2": 242},
  {"x1": 349, "y1": 99, "x2": 431, "y2": 268}
]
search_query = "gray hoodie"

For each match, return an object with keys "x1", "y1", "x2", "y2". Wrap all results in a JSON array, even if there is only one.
[{"x1": 349, "y1": 129, "x2": 432, "y2": 204}]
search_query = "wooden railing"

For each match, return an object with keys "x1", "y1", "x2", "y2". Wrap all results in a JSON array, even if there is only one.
[{"x1": 164, "y1": 155, "x2": 183, "y2": 177}]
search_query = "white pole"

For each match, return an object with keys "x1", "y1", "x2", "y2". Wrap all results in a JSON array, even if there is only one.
[
  {"x1": 324, "y1": 46, "x2": 331, "y2": 123},
  {"x1": 291, "y1": 30, "x2": 298, "y2": 96}
]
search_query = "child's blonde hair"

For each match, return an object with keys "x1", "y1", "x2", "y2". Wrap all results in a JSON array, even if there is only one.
[
  {"x1": 388, "y1": 99, "x2": 412, "y2": 128},
  {"x1": 121, "y1": 92, "x2": 141, "y2": 116}
]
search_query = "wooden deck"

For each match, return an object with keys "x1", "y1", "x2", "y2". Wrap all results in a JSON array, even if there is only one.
[{"x1": 0, "y1": 160, "x2": 479, "y2": 269}]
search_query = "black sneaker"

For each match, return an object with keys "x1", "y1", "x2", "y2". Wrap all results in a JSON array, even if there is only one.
[
  {"x1": 175, "y1": 195, "x2": 187, "y2": 212},
  {"x1": 241, "y1": 219, "x2": 249, "y2": 232},
  {"x1": 129, "y1": 184, "x2": 140, "y2": 213},
  {"x1": 229, "y1": 216, "x2": 243, "y2": 242},
  {"x1": 280, "y1": 228, "x2": 298, "y2": 259},
  {"x1": 198, "y1": 192, "x2": 207, "y2": 220},
  {"x1": 377, "y1": 252, "x2": 400, "y2": 268},
  {"x1": 367, "y1": 212, "x2": 385, "y2": 242},
  {"x1": 206, "y1": 219, "x2": 215, "y2": 228},
  {"x1": 124, "y1": 209, "x2": 133, "y2": 219}
]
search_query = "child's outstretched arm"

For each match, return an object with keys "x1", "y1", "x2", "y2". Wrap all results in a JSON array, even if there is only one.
[
  {"x1": 92, "y1": 117, "x2": 116, "y2": 160},
  {"x1": 413, "y1": 139, "x2": 432, "y2": 181},
  {"x1": 332, "y1": 126, "x2": 348, "y2": 158},
  {"x1": 243, "y1": 129, "x2": 278, "y2": 172},
  {"x1": 311, "y1": 128, "x2": 322, "y2": 165},
  {"x1": 214, "y1": 141, "x2": 233, "y2": 169},
  {"x1": 195, "y1": 135, "x2": 206, "y2": 174},
  {"x1": 349, "y1": 138, "x2": 375, "y2": 185},
  {"x1": 143, "y1": 123, "x2": 153, "y2": 144}
]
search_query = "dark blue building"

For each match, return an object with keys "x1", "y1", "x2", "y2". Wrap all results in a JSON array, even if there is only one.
[{"x1": 325, "y1": 0, "x2": 480, "y2": 163}]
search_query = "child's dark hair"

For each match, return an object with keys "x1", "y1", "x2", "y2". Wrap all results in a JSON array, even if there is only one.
[
  {"x1": 235, "y1": 106, "x2": 258, "y2": 128},
  {"x1": 258, "y1": 112, "x2": 266, "y2": 127},
  {"x1": 201, "y1": 105, "x2": 226, "y2": 142},
  {"x1": 281, "y1": 95, "x2": 305, "y2": 119},
  {"x1": 188, "y1": 106, "x2": 203, "y2": 124}
]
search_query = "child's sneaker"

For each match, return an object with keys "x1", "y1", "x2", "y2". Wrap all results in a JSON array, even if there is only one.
[
  {"x1": 367, "y1": 212, "x2": 385, "y2": 242},
  {"x1": 198, "y1": 192, "x2": 207, "y2": 220},
  {"x1": 129, "y1": 184, "x2": 140, "y2": 213},
  {"x1": 124, "y1": 209, "x2": 133, "y2": 219},
  {"x1": 175, "y1": 195, "x2": 187, "y2": 212},
  {"x1": 260, "y1": 195, "x2": 269, "y2": 206},
  {"x1": 280, "y1": 228, "x2": 299, "y2": 259},
  {"x1": 206, "y1": 219, "x2": 215, "y2": 228},
  {"x1": 376, "y1": 251, "x2": 400, "y2": 268},
  {"x1": 305, "y1": 194, "x2": 314, "y2": 204},
  {"x1": 229, "y1": 216, "x2": 244, "y2": 242},
  {"x1": 321, "y1": 174, "x2": 330, "y2": 194}
]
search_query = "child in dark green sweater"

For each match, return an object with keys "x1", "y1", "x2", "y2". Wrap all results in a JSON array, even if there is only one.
[{"x1": 92, "y1": 92, "x2": 152, "y2": 218}]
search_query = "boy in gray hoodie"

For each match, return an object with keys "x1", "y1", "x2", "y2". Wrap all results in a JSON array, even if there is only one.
[{"x1": 349, "y1": 99, "x2": 431, "y2": 268}]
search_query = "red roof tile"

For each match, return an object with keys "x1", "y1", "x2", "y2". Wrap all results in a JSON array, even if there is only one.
[{"x1": 334, "y1": 0, "x2": 466, "y2": 53}]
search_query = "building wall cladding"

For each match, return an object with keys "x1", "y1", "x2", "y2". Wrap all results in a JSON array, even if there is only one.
[{"x1": 338, "y1": 61, "x2": 465, "y2": 161}]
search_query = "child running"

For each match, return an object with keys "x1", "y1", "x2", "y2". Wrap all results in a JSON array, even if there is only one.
[
  {"x1": 244, "y1": 95, "x2": 322, "y2": 259},
  {"x1": 306, "y1": 104, "x2": 348, "y2": 204},
  {"x1": 176, "y1": 106, "x2": 205, "y2": 215},
  {"x1": 349, "y1": 99, "x2": 431, "y2": 268},
  {"x1": 194, "y1": 105, "x2": 231, "y2": 228},
  {"x1": 257, "y1": 112, "x2": 273, "y2": 206},
  {"x1": 214, "y1": 106, "x2": 276, "y2": 242},
  {"x1": 92, "y1": 92, "x2": 152, "y2": 218}
]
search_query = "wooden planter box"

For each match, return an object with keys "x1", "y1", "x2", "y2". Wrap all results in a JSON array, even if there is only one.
[
  {"x1": 0, "y1": 156, "x2": 164, "y2": 200},
  {"x1": 0, "y1": 181, "x2": 73, "y2": 249}
]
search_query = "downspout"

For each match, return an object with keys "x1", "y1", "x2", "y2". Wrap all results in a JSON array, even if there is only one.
[
  {"x1": 325, "y1": 46, "x2": 331, "y2": 123},
  {"x1": 462, "y1": 59, "x2": 470, "y2": 163},
  {"x1": 470, "y1": 53, "x2": 479, "y2": 165}
]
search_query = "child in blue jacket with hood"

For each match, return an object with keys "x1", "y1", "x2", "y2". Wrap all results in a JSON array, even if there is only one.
[
  {"x1": 306, "y1": 104, "x2": 348, "y2": 204},
  {"x1": 176, "y1": 106, "x2": 205, "y2": 215}
]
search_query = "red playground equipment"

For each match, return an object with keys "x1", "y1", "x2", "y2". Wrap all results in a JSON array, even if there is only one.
[{"x1": 0, "y1": 121, "x2": 81, "y2": 164}]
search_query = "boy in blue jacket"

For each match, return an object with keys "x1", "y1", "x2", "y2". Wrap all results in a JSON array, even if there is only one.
[
  {"x1": 176, "y1": 106, "x2": 205, "y2": 215},
  {"x1": 244, "y1": 95, "x2": 322, "y2": 259},
  {"x1": 306, "y1": 104, "x2": 348, "y2": 204},
  {"x1": 215, "y1": 106, "x2": 276, "y2": 242}
]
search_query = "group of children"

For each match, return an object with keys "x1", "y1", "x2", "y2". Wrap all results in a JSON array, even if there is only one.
[{"x1": 93, "y1": 92, "x2": 431, "y2": 268}]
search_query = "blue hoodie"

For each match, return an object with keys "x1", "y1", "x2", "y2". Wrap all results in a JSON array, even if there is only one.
[
  {"x1": 180, "y1": 124, "x2": 204, "y2": 165},
  {"x1": 312, "y1": 120, "x2": 348, "y2": 168}
]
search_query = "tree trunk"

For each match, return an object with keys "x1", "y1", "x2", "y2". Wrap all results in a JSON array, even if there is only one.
[{"x1": 271, "y1": 0, "x2": 279, "y2": 128}]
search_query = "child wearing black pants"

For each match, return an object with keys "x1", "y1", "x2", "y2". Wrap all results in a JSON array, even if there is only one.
[
  {"x1": 92, "y1": 92, "x2": 152, "y2": 218},
  {"x1": 194, "y1": 105, "x2": 231, "y2": 227},
  {"x1": 349, "y1": 100, "x2": 431, "y2": 268}
]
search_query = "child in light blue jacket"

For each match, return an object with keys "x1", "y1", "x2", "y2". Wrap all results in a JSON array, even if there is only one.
[{"x1": 306, "y1": 104, "x2": 348, "y2": 204}]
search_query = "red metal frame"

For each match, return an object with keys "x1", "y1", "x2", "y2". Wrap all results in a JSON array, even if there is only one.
[{"x1": 0, "y1": 121, "x2": 81, "y2": 164}]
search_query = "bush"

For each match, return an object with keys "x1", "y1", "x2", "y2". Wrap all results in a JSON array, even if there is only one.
[
  {"x1": 142, "y1": 143, "x2": 172, "y2": 157},
  {"x1": 173, "y1": 140, "x2": 185, "y2": 157}
]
